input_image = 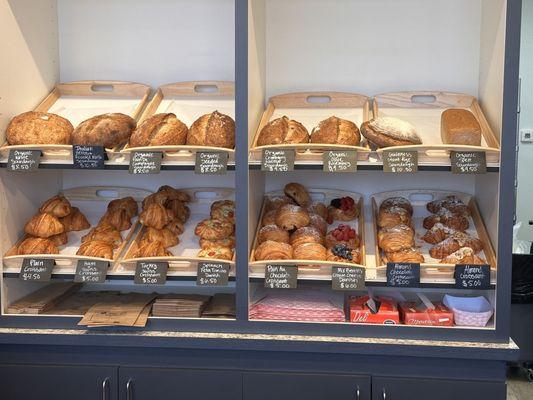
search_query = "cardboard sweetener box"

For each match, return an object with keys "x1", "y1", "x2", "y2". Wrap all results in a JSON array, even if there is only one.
[
  {"x1": 349, "y1": 296, "x2": 400, "y2": 325},
  {"x1": 399, "y1": 302, "x2": 454, "y2": 327}
]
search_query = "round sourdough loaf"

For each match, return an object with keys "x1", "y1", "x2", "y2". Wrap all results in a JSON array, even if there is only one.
[
  {"x1": 186, "y1": 111, "x2": 235, "y2": 149},
  {"x1": 129, "y1": 113, "x2": 188, "y2": 147},
  {"x1": 257, "y1": 116, "x2": 309, "y2": 146},
  {"x1": 72, "y1": 113, "x2": 136, "y2": 149},
  {"x1": 311, "y1": 116, "x2": 361, "y2": 146},
  {"x1": 6, "y1": 111, "x2": 73, "y2": 145}
]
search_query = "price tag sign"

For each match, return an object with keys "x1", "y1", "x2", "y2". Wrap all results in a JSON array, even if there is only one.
[
  {"x1": 332, "y1": 266, "x2": 366, "y2": 291},
  {"x1": 264, "y1": 265, "x2": 298, "y2": 289},
  {"x1": 261, "y1": 149, "x2": 295, "y2": 172},
  {"x1": 386, "y1": 263, "x2": 420, "y2": 288},
  {"x1": 19, "y1": 258, "x2": 54, "y2": 282},
  {"x1": 197, "y1": 262, "x2": 230, "y2": 286},
  {"x1": 195, "y1": 151, "x2": 228, "y2": 175},
  {"x1": 7, "y1": 150, "x2": 40, "y2": 172},
  {"x1": 129, "y1": 151, "x2": 163, "y2": 174},
  {"x1": 74, "y1": 260, "x2": 108, "y2": 283},
  {"x1": 451, "y1": 151, "x2": 487, "y2": 174},
  {"x1": 454, "y1": 264, "x2": 491, "y2": 290},
  {"x1": 383, "y1": 150, "x2": 418, "y2": 173},
  {"x1": 134, "y1": 261, "x2": 168, "y2": 285},
  {"x1": 323, "y1": 151, "x2": 357, "y2": 173},
  {"x1": 73, "y1": 145, "x2": 105, "y2": 169}
]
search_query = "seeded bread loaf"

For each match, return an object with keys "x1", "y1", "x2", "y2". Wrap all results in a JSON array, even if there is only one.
[
  {"x1": 6, "y1": 111, "x2": 73, "y2": 145},
  {"x1": 129, "y1": 113, "x2": 188, "y2": 147},
  {"x1": 257, "y1": 116, "x2": 309, "y2": 146},
  {"x1": 441, "y1": 109, "x2": 482, "y2": 146},
  {"x1": 186, "y1": 111, "x2": 235, "y2": 149},
  {"x1": 72, "y1": 113, "x2": 136, "y2": 149}
]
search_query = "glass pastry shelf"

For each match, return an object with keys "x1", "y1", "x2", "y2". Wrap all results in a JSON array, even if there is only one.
[{"x1": 0, "y1": 161, "x2": 236, "y2": 171}]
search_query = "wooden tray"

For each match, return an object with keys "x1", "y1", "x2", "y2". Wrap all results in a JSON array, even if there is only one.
[
  {"x1": 0, "y1": 81, "x2": 151, "y2": 163},
  {"x1": 120, "y1": 81, "x2": 235, "y2": 165},
  {"x1": 249, "y1": 92, "x2": 372, "y2": 164},
  {"x1": 372, "y1": 91, "x2": 500, "y2": 165},
  {"x1": 118, "y1": 187, "x2": 236, "y2": 276},
  {"x1": 2, "y1": 186, "x2": 152, "y2": 272},
  {"x1": 371, "y1": 190, "x2": 497, "y2": 281},
  {"x1": 249, "y1": 188, "x2": 367, "y2": 280}
]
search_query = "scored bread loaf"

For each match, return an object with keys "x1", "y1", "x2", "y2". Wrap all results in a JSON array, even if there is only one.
[
  {"x1": 72, "y1": 113, "x2": 136, "y2": 149},
  {"x1": 257, "y1": 116, "x2": 309, "y2": 146},
  {"x1": 186, "y1": 111, "x2": 235, "y2": 149},
  {"x1": 310, "y1": 116, "x2": 361, "y2": 146},
  {"x1": 441, "y1": 109, "x2": 482, "y2": 146},
  {"x1": 129, "y1": 113, "x2": 188, "y2": 147},
  {"x1": 361, "y1": 117, "x2": 422, "y2": 148},
  {"x1": 6, "y1": 111, "x2": 73, "y2": 145}
]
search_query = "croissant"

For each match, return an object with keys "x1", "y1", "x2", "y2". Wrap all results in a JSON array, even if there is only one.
[
  {"x1": 427, "y1": 195, "x2": 470, "y2": 216},
  {"x1": 76, "y1": 240, "x2": 114, "y2": 259},
  {"x1": 81, "y1": 222, "x2": 122, "y2": 249},
  {"x1": 275, "y1": 204, "x2": 310, "y2": 231},
  {"x1": 385, "y1": 248, "x2": 425, "y2": 264},
  {"x1": 134, "y1": 240, "x2": 172, "y2": 258},
  {"x1": 293, "y1": 242, "x2": 327, "y2": 261},
  {"x1": 423, "y1": 209, "x2": 469, "y2": 231},
  {"x1": 166, "y1": 200, "x2": 190, "y2": 223},
  {"x1": 258, "y1": 225, "x2": 290, "y2": 244},
  {"x1": 379, "y1": 197, "x2": 413, "y2": 216},
  {"x1": 143, "y1": 227, "x2": 179, "y2": 248},
  {"x1": 142, "y1": 192, "x2": 169, "y2": 210},
  {"x1": 164, "y1": 219, "x2": 185, "y2": 236},
  {"x1": 306, "y1": 203, "x2": 328, "y2": 220},
  {"x1": 254, "y1": 240, "x2": 293, "y2": 261},
  {"x1": 284, "y1": 183, "x2": 311, "y2": 207},
  {"x1": 60, "y1": 207, "x2": 91, "y2": 232},
  {"x1": 39, "y1": 195, "x2": 72, "y2": 218},
  {"x1": 378, "y1": 206, "x2": 411, "y2": 229},
  {"x1": 378, "y1": 224, "x2": 415, "y2": 253},
  {"x1": 421, "y1": 223, "x2": 456, "y2": 245},
  {"x1": 157, "y1": 186, "x2": 191, "y2": 203},
  {"x1": 101, "y1": 208, "x2": 131, "y2": 231},
  {"x1": 49, "y1": 232, "x2": 68, "y2": 246},
  {"x1": 440, "y1": 247, "x2": 487, "y2": 265},
  {"x1": 195, "y1": 218, "x2": 234, "y2": 240},
  {"x1": 290, "y1": 227, "x2": 325, "y2": 248},
  {"x1": 429, "y1": 232, "x2": 484, "y2": 259},
  {"x1": 140, "y1": 203, "x2": 173, "y2": 230},
  {"x1": 107, "y1": 197, "x2": 138, "y2": 219},
  {"x1": 16, "y1": 237, "x2": 59, "y2": 255},
  {"x1": 24, "y1": 213, "x2": 65, "y2": 238}
]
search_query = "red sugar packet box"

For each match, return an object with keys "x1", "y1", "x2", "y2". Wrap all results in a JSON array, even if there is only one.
[
  {"x1": 349, "y1": 296, "x2": 400, "y2": 325},
  {"x1": 399, "y1": 302, "x2": 454, "y2": 327}
]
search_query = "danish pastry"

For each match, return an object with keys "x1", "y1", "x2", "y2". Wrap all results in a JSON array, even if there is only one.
[
  {"x1": 76, "y1": 240, "x2": 114, "y2": 259},
  {"x1": 423, "y1": 209, "x2": 469, "y2": 231},
  {"x1": 429, "y1": 232, "x2": 483, "y2": 259},
  {"x1": 143, "y1": 227, "x2": 179, "y2": 248},
  {"x1": 258, "y1": 225, "x2": 290, "y2": 244},
  {"x1": 24, "y1": 213, "x2": 65, "y2": 238},
  {"x1": 129, "y1": 113, "x2": 188, "y2": 147},
  {"x1": 311, "y1": 116, "x2": 361, "y2": 146},
  {"x1": 325, "y1": 224, "x2": 359, "y2": 249},
  {"x1": 107, "y1": 197, "x2": 138, "y2": 219},
  {"x1": 186, "y1": 111, "x2": 235, "y2": 149},
  {"x1": 166, "y1": 200, "x2": 190, "y2": 223},
  {"x1": 293, "y1": 242, "x2": 327, "y2": 261},
  {"x1": 198, "y1": 247, "x2": 234, "y2": 261},
  {"x1": 377, "y1": 224, "x2": 415, "y2": 253},
  {"x1": 195, "y1": 219, "x2": 234, "y2": 240},
  {"x1": 6, "y1": 111, "x2": 73, "y2": 145},
  {"x1": 379, "y1": 197, "x2": 413, "y2": 216},
  {"x1": 360, "y1": 117, "x2": 422, "y2": 148},
  {"x1": 140, "y1": 203, "x2": 174, "y2": 230},
  {"x1": 102, "y1": 208, "x2": 132, "y2": 231},
  {"x1": 440, "y1": 247, "x2": 486, "y2": 265},
  {"x1": 200, "y1": 236, "x2": 236, "y2": 250},
  {"x1": 328, "y1": 197, "x2": 359, "y2": 222},
  {"x1": 327, "y1": 244, "x2": 361, "y2": 264},
  {"x1": 275, "y1": 204, "x2": 310, "y2": 231},
  {"x1": 81, "y1": 222, "x2": 122, "y2": 249},
  {"x1": 72, "y1": 113, "x2": 136, "y2": 148},
  {"x1": 257, "y1": 116, "x2": 309, "y2": 146},
  {"x1": 39, "y1": 195, "x2": 72, "y2": 218},
  {"x1": 308, "y1": 213, "x2": 328, "y2": 236},
  {"x1": 427, "y1": 195, "x2": 470, "y2": 216},
  {"x1": 378, "y1": 206, "x2": 411, "y2": 229},
  {"x1": 210, "y1": 200, "x2": 235, "y2": 224},
  {"x1": 59, "y1": 207, "x2": 91, "y2": 232},
  {"x1": 15, "y1": 237, "x2": 59, "y2": 255},
  {"x1": 284, "y1": 183, "x2": 311, "y2": 207},
  {"x1": 133, "y1": 240, "x2": 172, "y2": 258},
  {"x1": 254, "y1": 240, "x2": 293, "y2": 261},
  {"x1": 385, "y1": 248, "x2": 425, "y2": 264},
  {"x1": 290, "y1": 226, "x2": 325, "y2": 248}
]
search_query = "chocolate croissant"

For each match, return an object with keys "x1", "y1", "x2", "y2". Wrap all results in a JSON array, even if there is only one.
[
  {"x1": 258, "y1": 225, "x2": 290, "y2": 245},
  {"x1": 429, "y1": 232, "x2": 483, "y2": 259},
  {"x1": 293, "y1": 242, "x2": 327, "y2": 261},
  {"x1": 76, "y1": 240, "x2": 114, "y2": 259},
  {"x1": 254, "y1": 240, "x2": 293, "y2": 261},
  {"x1": 24, "y1": 213, "x2": 65, "y2": 238},
  {"x1": 275, "y1": 204, "x2": 310, "y2": 231},
  {"x1": 60, "y1": 207, "x2": 90, "y2": 232},
  {"x1": 385, "y1": 248, "x2": 425, "y2": 264},
  {"x1": 16, "y1": 237, "x2": 59, "y2": 255},
  {"x1": 142, "y1": 227, "x2": 179, "y2": 248},
  {"x1": 140, "y1": 203, "x2": 173, "y2": 230},
  {"x1": 423, "y1": 209, "x2": 469, "y2": 231},
  {"x1": 284, "y1": 183, "x2": 311, "y2": 207},
  {"x1": 377, "y1": 224, "x2": 415, "y2": 253},
  {"x1": 290, "y1": 226, "x2": 325, "y2": 248},
  {"x1": 81, "y1": 222, "x2": 122, "y2": 249},
  {"x1": 39, "y1": 195, "x2": 72, "y2": 218},
  {"x1": 101, "y1": 208, "x2": 132, "y2": 231}
]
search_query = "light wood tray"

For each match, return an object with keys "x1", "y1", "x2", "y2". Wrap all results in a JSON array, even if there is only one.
[
  {"x1": 371, "y1": 190, "x2": 497, "y2": 281},
  {"x1": 0, "y1": 81, "x2": 151, "y2": 163},
  {"x1": 373, "y1": 91, "x2": 500, "y2": 165},
  {"x1": 249, "y1": 92, "x2": 372, "y2": 164},
  {"x1": 118, "y1": 187, "x2": 236, "y2": 276},
  {"x1": 2, "y1": 186, "x2": 152, "y2": 272},
  {"x1": 249, "y1": 188, "x2": 367, "y2": 280},
  {"x1": 120, "y1": 81, "x2": 235, "y2": 165}
]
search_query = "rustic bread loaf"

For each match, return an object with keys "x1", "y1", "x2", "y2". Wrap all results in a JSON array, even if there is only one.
[
  {"x1": 129, "y1": 113, "x2": 188, "y2": 147},
  {"x1": 6, "y1": 111, "x2": 73, "y2": 145},
  {"x1": 441, "y1": 109, "x2": 482, "y2": 146},
  {"x1": 72, "y1": 113, "x2": 136, "y2": 148},
  {"x1": 311, "y1": 116, "x2": 361, "y2": 146},
  {"x1": 186, "y1": 111, "x2": 235, "y2": 149},
  {"x1": 361, "y1": 117, "x2": 421, "y2": 148},
  {"x1": 257, "y1": 116, "x2": 309, "y2": 146}
]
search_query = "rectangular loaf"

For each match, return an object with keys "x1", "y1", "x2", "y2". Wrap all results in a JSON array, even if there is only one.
[{"x1": 441, "y1": 109, "x2": 482, "y2": 146}]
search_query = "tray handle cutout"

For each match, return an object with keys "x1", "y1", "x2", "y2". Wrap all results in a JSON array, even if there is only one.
[
  {"x1": 411, "y1": 94, "x2": 437, "y2": 104},
  {"x1": 306, "y1": 95, "x2": 332, "y2": 104},
  {"x1": 91, "y1": 84, "x2": 115, "y2": 93},
  {"x1": 194, "y1": 84, "x2": 219, "y2": 94},
  {"x1": 408, "y1": 192, "x2": 435, "y2": 203},
  {"x1": 96, "y1": 189, "x2": 121, "y2": 199}
]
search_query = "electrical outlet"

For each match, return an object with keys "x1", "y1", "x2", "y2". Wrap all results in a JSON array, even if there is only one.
[{"x1": 521, "y1": 129, "x2": 533, "y2": 143}]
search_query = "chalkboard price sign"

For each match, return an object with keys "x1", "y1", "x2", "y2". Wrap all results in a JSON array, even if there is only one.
[
  {"x1": 195, "y1": 152, "x2": 228, "y2": 175},
  {"x1": 454, "y1": 264, "x2": 491, "y2": 290},
  {"x1": 451, "y1": 151, "x2": 487, "y2": 174},
  {"x1": 134, "y1": 261, "x2": 168, "y2": 285},
  {"x1": 323, "y1": 151, "x2": 357, "y2": 173},
  {"x1": 7, "y1": 150, "x2": 40, "y2": 172},
  {"x1": 19, "y1": 258, "x2": 54, "y2": 282},
  {"x1": 261, "y1": 149, "x2": 295, "y2": 172},
  {"x1": 264, "y1": 265, "x2": 298, "y2": 289},
  {"x1": 383, "y1": 150, "x2": 418, "y2": 173},
  {"x1": 129, "y1": 151, "x2": 163, "y2": 174},
  {"x1": 386, "y1": 263, "x2": 420, "y2": 287},
  {"x1": 197, "y1": 262, "x2": 230, "y2": 286},
  {"x1": 74, "y1": 260, "x2": 109, "y2": 283},
  {"x1": 332, "y1": 266, "x2": 366, "y2": 291},
  {"x1": 73, "y1": 145, "x2": 105, "y2": 169}
]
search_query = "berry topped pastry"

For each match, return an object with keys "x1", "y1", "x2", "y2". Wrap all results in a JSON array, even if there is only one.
[
  {"x1": 327, "y1": 244, "x2": 361, "y2": 264},
  {"x1": 326, "y1": 224, "x2": 360, "y2": 249},
  {"x1": 327, "y1": 196, "x2": 359, "y2": 222}
]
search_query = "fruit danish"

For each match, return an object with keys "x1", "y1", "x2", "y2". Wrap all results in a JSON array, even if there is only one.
[
  {"x1": 275, "y1": 204, "x2": 310, "y2": 231},
  {"x1": 254, "y1": 240, "x2": 293, "y2": 261},
  {"x1": 39, "y1": 195, "x2": 72, "y2": 218},
  {"x1": 197, "y1": 247, "x2": 234, "y2": 261},
  {"x1": 327, "y1": 244, "x2": 361, "y2": 264},
  {"x1": 24, "y1": 213, "x2": 65, "y2": 238},
  {"x1": 377, "y1": 224, "x2": 415, "y2": 253},
  {"x1": 429, "y1": 232, "x2": 483, "y2": 259},
  {"x1": 284, "y1": 183, "x2": 311, "y2": 207},
  {"x1": 325, "y1": 224, "x2": 359, "y2": 249},
  {"x1": 258, "y1": 225, "x2": 290, "y2": 244},
  {"x1": 327, "y1": 197, "x2": 359, "y2": 222},
  {"x1": 195, "y1": 219, "x2": 234, "y2": 240}
]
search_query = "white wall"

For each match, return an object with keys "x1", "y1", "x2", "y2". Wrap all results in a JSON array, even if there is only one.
[
  {"x1": 517, "y1": 0, "x2": 533, "y2": 241},
  {"x1": 57, "y1": 0, "x2": 235, "y2": 88}
]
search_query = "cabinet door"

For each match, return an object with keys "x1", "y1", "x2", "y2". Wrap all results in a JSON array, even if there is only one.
[
  {"x1": 119, "y1": 367, "x2": 242, "y2": 400},
  {"x1": 0, "y1": 364, "x2": 118, "y2": 400},
  {"x1": 372, "y1": 376, "x2": 506, "y2": 400},
  {"x1": 244, "y1": 372, "x2": 370, "y2": 400}
]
